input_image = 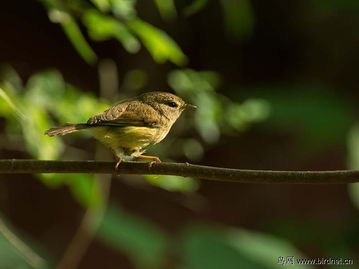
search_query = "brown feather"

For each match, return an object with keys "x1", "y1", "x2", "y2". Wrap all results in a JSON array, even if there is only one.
[
  {"x1": 45, "y1": 124, "x2": 88, "y2": 136},
  {"x1": 86, "y1": 100, "x2": 161, "y2": 128}
]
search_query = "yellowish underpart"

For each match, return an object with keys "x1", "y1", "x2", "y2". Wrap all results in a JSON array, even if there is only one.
[{"x1": 90, "y1": 126, "x2": 158, "y2": 153}]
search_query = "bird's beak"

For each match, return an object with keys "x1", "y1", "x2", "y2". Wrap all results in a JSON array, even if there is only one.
[{"x1": 185, "y1": 103, "x2": 197, "y2": 109}]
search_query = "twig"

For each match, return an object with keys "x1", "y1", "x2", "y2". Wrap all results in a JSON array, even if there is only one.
[{"x1": 0, "y1": 159, "x2": 358, "y2": 184}]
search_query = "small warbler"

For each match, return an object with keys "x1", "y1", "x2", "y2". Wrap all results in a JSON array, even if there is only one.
[{"x1": 45, "y1": 91, "x2": 196, "y2": 167}]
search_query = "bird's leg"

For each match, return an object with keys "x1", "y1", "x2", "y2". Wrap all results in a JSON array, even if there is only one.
[
  {"x1": 110, "y1": 149, "x2": 122, "y2": 171},
  {"x1": 137, "y1": 154, "x2": 161, "y2": 167},
  {"x1": 115, "y1": 155, "x2": 122, "y2": 171}
]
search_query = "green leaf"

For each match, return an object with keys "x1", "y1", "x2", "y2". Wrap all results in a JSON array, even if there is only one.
[
  {"x1": 182, "y1": 138, "x2": 204, "y2": 161},
  {"x1": 97, "y1": 205, "x2": 168, "y2": 268},
  {"x1": 226, "y1": 228, "x2": 314, "y2": 269},
  {"x1": 111, "y1": 0, "x2": 137, "y2": 19},
  {"x1": 0, "y1": 65, "x2": 23, "y2": 91},
  {"x1": 47, "y1": 83, "x2": 109, "y2": 123},
  {"x1": 168, "y1": 69, "x2": 272, "y2": 143},
  {"x1": 180, "y1": 225, "x2": 267, "y2": 269},
  {"x1": 25, "y1": 70, "x2": 66, "y2": 109},
  {"x1": 0, "y1": 85, "x2": 63, "y2": 160},
  {"x1": 73, "y1": 93, "x2": 109, "y2": 121},
  {"x1": 60, "y1": 15, "x2": 97, "y2": 64},
  {"x1": 90, "y1": 0, "x2": 111, "y2": 12},
  {"x1": 145, "y1": 175, "x2": 199, "y2": 192},
  {"x1": 168, "y1": 69, "x2": 222, "y2": 143},
  {"x1": 225, "y1": 99, "x2": 271, "y2": 131},
  {"x1": 83, "y1": 9, "x2": 140, "y2": 53},
  {"x1": 0, "y1": 87, "x2": 26, "y2": 120},
  {"x1": 19, "y1": 105, "x2": 63, "y2": 160},
  {"x1": 67, "y1": 174, "x2": 104, "y2": 208},
  {"x1": 184, "y1": 0, "x2": 208, "y2": 16},
  {"x1": 168, "y1": 69, "x2": 220, "y2": 95},
  {"x1": 38, "y1": 174, "x2": 66, "y2": 188},
  {"x1": 40, "y1": 174, "x2": 104, "y2": 208},
  {"x1": 0, "y1": 72, "x2": 63, "y2": 159},
  {"x1": 128, "y1": 19, "x2": 187, "y2": 65},
  {"x1": 154, "y1": 0, "x2": 177, "y2": 20},
  {"x1": 0, "y1": 68, "x2": 106, "y2": 208},
  {"x1": 179, "y1": 224, "x2": 314, "y2": 269},
  {"x1": 194, "y1": 91, "x2": 221, "y2": 143}
]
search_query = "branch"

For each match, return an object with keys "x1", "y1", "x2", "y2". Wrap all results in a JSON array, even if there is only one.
[{"x1": 0, "y1": 159, "x2": 358, "y2": 184}]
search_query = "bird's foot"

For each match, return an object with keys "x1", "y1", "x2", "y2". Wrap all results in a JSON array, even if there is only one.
[
  {"x1": 137, "y1": 154, "x2": 161, "y2": 168},
  {"x1": 114, "y1": 156, "x2": 122, "y2": 171}
]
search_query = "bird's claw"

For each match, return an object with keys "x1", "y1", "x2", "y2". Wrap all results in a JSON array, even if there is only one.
[{"x1": 148, "y1": 160, "x2": 160, "y2": 168}]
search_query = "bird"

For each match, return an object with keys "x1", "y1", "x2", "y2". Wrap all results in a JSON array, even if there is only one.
[{"x1": 45, "y1": 91, "x2": 196, "y2": 168}]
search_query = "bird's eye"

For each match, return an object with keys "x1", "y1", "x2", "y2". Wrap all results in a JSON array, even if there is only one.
[{"x1": 167, "y1": 102, "x2": 178, "y2": 108}]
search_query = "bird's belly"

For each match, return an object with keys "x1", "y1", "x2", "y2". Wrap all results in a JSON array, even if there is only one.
[{"x1": 91, "y1": 126, "x2": 158, "y2": 151}]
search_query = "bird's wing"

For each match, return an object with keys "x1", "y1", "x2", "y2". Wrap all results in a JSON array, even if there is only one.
[{"x1": 87, "y1": 101, "x2": 160, "y2": 128}]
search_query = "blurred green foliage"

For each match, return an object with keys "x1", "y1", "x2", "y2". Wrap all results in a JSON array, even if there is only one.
[
  {"x1": 143, "y1": 68, "x2": 270, "y2": 190},
  {"x1": 145, "y1": 174, "x2": 199, "y2": 192},
  {"x1": 243, "y1": 87, "x2": 355, "y2": 155},
  {"x1": 169, "y1": 69, "x2": 270, "y2": 143},
  {"x1": 83, "y1": 9, "x2": 140, "y2": 53},
  {"x1": 128, "y1": 19, "x2": 187, "y2": 65},
  {"x1": 154, "y1": 0, "x2": 177, "y2": 20},
  {"x1": 264, "y1": 218, "x2": 357, "y2": 268},
  {"x1": 179, "y1": 224, "x2": 313, "y2": 269},
  {"x1": 61, "y1": 15, "x2": 99, "y2": 64},
  {"x1": 183, "y1": 0, "x2": 208, "y2": 16},
  {"x1": 39, "y1": 0, "x2": 257, "y2": 64},
  {"x1": 0, "y1": 66, "x2": 107, "y2": 208},
  {"x1": 97, "y1": 205, "x2": 168, "y2": 268},
  {"x1": 96, "y1": 206, "x2": 316, "y2": 269},
  {"x1": 0, "y1": 218, "x2": 49, "y2": 269},
  {"x1": 40, "y1": 0, "x2": 187, "y2": 65}
]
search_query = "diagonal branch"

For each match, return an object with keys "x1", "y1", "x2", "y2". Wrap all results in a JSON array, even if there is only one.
[{"x1": 0, "y1": 159, "x2": 358, "y2": 184}]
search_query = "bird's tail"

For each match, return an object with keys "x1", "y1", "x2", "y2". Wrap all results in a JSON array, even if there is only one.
[{"x1": 45, "y1": 123, "x2": 89, "y2": 136}]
